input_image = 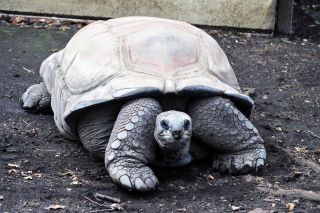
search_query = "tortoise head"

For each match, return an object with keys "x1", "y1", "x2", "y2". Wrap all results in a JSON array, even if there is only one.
[{"x1": 154, "y1": 111, "x2": 192, "y2": 166}]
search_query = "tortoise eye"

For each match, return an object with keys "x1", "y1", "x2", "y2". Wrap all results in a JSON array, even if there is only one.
[
  {"x1": 184, "y1": 120, "x2": 190, "y2": 130},
  {"x1": 160, "y1": 120, "x2": 170, "y2": 130}
]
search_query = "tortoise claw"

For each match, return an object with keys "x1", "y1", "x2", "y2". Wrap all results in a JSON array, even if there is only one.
[
  {"x1": 212, "y1": 145, "x2": 266, "y2": 175},
  {"x1": 108, "y1": 159, "x2": 158, "y2": 191}
]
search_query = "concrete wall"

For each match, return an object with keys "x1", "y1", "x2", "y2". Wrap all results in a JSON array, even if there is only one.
[{"x1": 0, "y1": 0, "x2": 277, "y2": 30}]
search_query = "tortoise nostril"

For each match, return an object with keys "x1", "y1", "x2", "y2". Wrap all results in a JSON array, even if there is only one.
[{"x1": 173, "y1": 130, "x2": 182, "y2": 139}]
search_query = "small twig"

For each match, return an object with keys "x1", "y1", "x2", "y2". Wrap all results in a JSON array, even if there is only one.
[
  {"x1": 22, "y1": 119, "x2": 31, "y2": 125},
  {"x1": 94, "y1": 193, "x2": 121, "y2": 203},
  {"x1": 22, "y1": 66, "x2": 34, "y2": 74},
  {"x1": 85, "y1": 196, "x2": 103, "y2": 207},
  {"x1": 280, "y1": 38, "x2": 295, "y2": 44},
  {"x1": 85, "y1": 196, "x2": 123, "y2": 212},
  {"x1": 302, "y1": 130, "x2": 320, "y2": 140},
  {"x1": 257, "y1": 186, "x2": 320, "y2": 202},
  {"x1": 35, "y1": 148, "x2": 57, "y2": 152},
  {"x1": 304, "y1": 41, "x2": 319, "y2": 46}
]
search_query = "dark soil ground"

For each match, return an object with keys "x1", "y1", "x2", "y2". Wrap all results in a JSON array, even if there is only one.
[{"x1": 0, "y1": 1, "x2": 319, "y2": 212}]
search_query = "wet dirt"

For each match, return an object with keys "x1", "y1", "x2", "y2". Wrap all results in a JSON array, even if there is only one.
[{"x1": 0, "y1": 2, "x2": 320, "y2": 213}]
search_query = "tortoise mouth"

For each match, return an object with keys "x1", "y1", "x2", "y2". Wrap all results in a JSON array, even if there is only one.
[
  {"x1": 157, "y1": 139, "x2": 188, "y2": 149},
  {"x1": 156, "y1": 130, "x2": 192, "y2": 146}
]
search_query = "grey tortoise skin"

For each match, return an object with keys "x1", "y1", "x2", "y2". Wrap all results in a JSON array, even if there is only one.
[{"x1": 188, "y1": 97, "x2": 266, "y2": 174}]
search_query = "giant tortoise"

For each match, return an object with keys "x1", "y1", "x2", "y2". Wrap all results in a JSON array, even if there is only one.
[{"x1": 21, "y1": 17, "x2": 266, "y2": 191}]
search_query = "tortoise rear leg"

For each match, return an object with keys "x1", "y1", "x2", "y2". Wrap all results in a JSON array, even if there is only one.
[
  {"x1": 105, "y1": 98, "x2": 161, "y2": 191},
  {"x1": 188, "y1": 97, "x2": 266, "y2": 175},
  {"x1": 21, "y1": 82, "x2": 51, "y2": 112}
]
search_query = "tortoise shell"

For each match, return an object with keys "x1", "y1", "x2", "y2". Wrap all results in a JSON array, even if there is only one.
[{"x1": 40, "y1": 17, "x2": 253, "y2": 139}]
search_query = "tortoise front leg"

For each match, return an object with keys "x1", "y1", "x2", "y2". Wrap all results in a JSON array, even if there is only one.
[
  {"x1": 188, "y1": 97, "x2": 266, "y2": 174},
  {"x1": 105, "y1": 98, "x2": 161, "y2": 191}
]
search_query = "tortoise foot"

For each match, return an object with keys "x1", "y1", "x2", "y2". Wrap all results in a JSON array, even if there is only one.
[
  {"x1": 212, "y1": 144, "x2": 266, "y2": 175},
  {"x1": 108, "y1": 158, "x2": 158, "y2": 191},
  {"x1": 21, "y1": 82, "x2": 51, "y2": 112}
]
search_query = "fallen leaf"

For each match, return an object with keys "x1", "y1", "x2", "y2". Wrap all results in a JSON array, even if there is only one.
[
  {"x1": 7, "y1": 169, "x2": 18, "y2": 175},
  {"x1": 60, "y1": 170, "x2": 75, "y2": 176},
  {"x1": 23, "y1": 176, "x2": 33, "y2": 180},
  {"x1": 59, "y1": 25, "x2": 71, "y2": 31},
  {"x1": 243, "y1": 174, "x2": 254, "y2": 183},
  {"x1": 206, "y1": 174, "x2": 215, "y2": 180},
  {"x1": 178, "y1": 186, "x2": 186, "y2": 190},
  {"x1": 294, "y1": 146, "x2": 308, "y2": 153},
  {"x1": 70, "y1": 180, "x2": 81, "y2": 185},
  {"x1": 34, "y1": 173, "x2": 43, "y2": 178},
  {"x1": 21, "y1": 171, "x2": 32, "y2": 176},
  {"x1": 8, "y1": 163, "x2": 20, "y2": 169},
  {"x1": 177, "y1": 207, "x2": 187, "y2": 212},
  {"x1": 231, "y1": 205, "x2": 241, "y2": 211},
  {"x1": 14, "y1": 17, "x2": 24, "y2": 24},
  {"x1": 46, "y1": 204, "x2": 65, "y2": 210},
  {"x1": 286, "y1": 202, "x2": 295, "y2": 211},
  {"x1": 255, "y1": 177, "x2": 264, "y2": 182},
  {"x1": 110, "y1": 203, "x2": 124, "y2": 211},
  {"x1": 50, "y1": 48, "x2": 60, "y2": 53}
]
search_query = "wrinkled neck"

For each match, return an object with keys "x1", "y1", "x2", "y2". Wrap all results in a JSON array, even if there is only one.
[{"x1": 156, "y1": 142, "x2": 191, "y2": 167}]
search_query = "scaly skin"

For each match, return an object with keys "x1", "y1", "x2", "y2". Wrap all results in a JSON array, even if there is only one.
[
  {"x1": 21, "y1": 82, "x2": 51, "y2": 112},
  {"x1": 105, "y1": 98, "x2": 161, "y2": 191},
  {"x1": 188, "y1": 96, "x2": 266, "y2": 174}
]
